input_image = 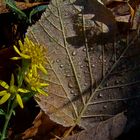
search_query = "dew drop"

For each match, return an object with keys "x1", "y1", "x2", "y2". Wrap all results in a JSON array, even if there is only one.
[
  {"x1": 92, "y1": 64, "x2": 95, "y2": 68},
  {"x1": 83, "y1": 48, "x2": 86, "y2": 52},
  {"x1": 72, "y1": 51, "x2": 76, "y2": 56},
  {"x1": 98, "y1": 93, "x2": 103, "y2": 98},
  {"x1": 60, "y1": 64, "x2": 64, "y2": 68},
  {"x1": 90, "y1": 47, "x2": 94, "y2": 51},
  {"x1": 68, "y1": 82, "x2": 73, "y2": 88},
  {"x1": 70, "y1": 90, "x2": 74, "y2": 94},
  {"x1": 103, "y1": 105, "x2": 107, "y2": 109},
  {"x1": 56, "y1": 59, "x2": 60, "y2": 63},
  {"x1": 66, "y1": 74, "x2": 71, "y2": 77},
  {"x1": 80, "y1": 65, "x2": 84, "y2": 68}
]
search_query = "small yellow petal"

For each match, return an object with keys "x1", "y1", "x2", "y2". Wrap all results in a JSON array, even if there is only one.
[
  {"x1": 0, "y1": 80, "x2": 9, "y2": 89},
  {"x1": 24, "y1": 77, "x2": 30, "y2": 83},
  {"x1": 16, "y1": 94, "x2": 24, "y2": 108},
  {"x1": 11, "y1": 57, "x2": 22, "y2": 60},
  {"x1": 0, "y1": 93, "x2": 11, "y2": 105},
  {"x1": 10, "y1": 74, "x2": 15, "y2": 87},
  {"x1": 0, "y1": 90, "x2": 8, "y2": 96},
  {"x1": 39, "y1": 83, "x2": 49, "y2": 87},
  {"x1": 38, "y1": 64, "x2": 47, "y2": 74},
  {"x1": 36, "y1": 88, "x2": 48, "y2": 96},
  {"x1": 31, "y1": 87, "x2": 36, "y2": 91},
  {"x1": 13, "y1": 45, "x2": 30, "y2": 59},
  {"x1": 13, "y1": 45, "x2": 22, "y2": 56},
  {"x1": 20, "y1": 53, "x2": 31, "y2": 59},
  {"x1": 31, "y1": 65, "x2": 37, "y2": 76},
  {"x1": 18, "y1": 40, "x2": 24, "y2": 50},
  {"x1": 25, "y1": 37, "x2": 30, "y2": 46},
  {"x1": 18, "y1": 88, "x2": 30, "y2": 93}
]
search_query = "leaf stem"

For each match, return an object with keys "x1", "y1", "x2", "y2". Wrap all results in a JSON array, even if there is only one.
[{"x1": 0, "y1": 101, "x2": 15, "y2": 140}]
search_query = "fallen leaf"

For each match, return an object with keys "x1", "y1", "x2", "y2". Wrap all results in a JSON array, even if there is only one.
[
  {"x1": 106, "y1": 0, "x2": 140, "y2": 26},
  {"x1": 106, "y1": 0, "x2": 127, "y2": 8},
  {"x1": 21, "y1": 111, "x2": 68, "y2": 140},
  {"x1": 63, "y1": 112, "x2": 127, "y2": 140},
  {"x1": 0, "y1": 0, "x2": 48, "y2": 14},
  {"x1": 27, "y1": 0, "x2": 140, "y2": 132},
  {"x1": 22, "y1": 111, "x2": 56, "y2": 139}
]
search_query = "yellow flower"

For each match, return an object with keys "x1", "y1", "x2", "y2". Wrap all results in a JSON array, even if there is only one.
[
  {"x1": 25, "y1": 69, "x2": 49, "y2": 96},
  {"x1": 11, "y1": 37, "x2": 48, "y2": 97},
  {"x1": 12, "y1": 37, "x2": 47, "y2": 74},
  {"x1": 0, "y1": 74, "x2": 30, "y2": 108}
]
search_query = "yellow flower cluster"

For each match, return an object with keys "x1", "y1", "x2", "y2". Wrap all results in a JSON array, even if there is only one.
[
  {"x1": 12, "y1": 37, "x2": 47, "y2": 75},
  {"x1": 0, "y1": 74, "x2": 30, "y2": 108},
  {"x1": 0, "y1": 37, "x2": 48, "y2": 108},
  {"x1": 25, "y1": 68, "x2": 49, "y2": 95}
]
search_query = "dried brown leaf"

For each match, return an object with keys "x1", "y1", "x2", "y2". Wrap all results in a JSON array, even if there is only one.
[
  {"x1": 27, "y1": 0, "x2": 140, "y2": 131},
  {"x1": 22, "y1": 111, "x2": 56, "y2": 139},
  {"x1": 0, "y1": 0, "x2": 48, "y2": 14},
  {"x1": 63, "y1": 112, "x2": 127, "y2": 140}
]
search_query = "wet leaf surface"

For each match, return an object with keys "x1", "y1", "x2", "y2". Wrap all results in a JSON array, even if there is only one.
[
  {"x1": 27, "y1": 0, "x2": 140, "y2": 131},
  {"x1": 63, "y1": 112, "x2": 127, "y2": 140}
]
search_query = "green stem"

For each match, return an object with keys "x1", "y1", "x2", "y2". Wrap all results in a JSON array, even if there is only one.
[{"x1": 0, "y1": 101, "x2": 15, "y2": 140}]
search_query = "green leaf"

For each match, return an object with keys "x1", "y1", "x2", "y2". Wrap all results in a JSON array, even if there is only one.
[
  {"x1": 29, "y1": 5, "x2": 48, "y2": 23},
  {"x1": 10, "y1": 74, "x2": 15, "y2": 87},
  {"x1": 17, "y1": 59, "x2": 30, "y2": 87},
  {"x1": 5, "y1": 0, "x2": 28, "y2": 21},
  {"x1": 12, "y1": 110, "x2": 16, "y2": 116},
  {"x1": 22, "y1": 91, "x2": 35, "y2": 103},
  {"x1": 18, "y1": 88, "x2": 30, "y2": 93},
  {"x1": 0, "y1": 109, "x2": 5, "y2": 116}
]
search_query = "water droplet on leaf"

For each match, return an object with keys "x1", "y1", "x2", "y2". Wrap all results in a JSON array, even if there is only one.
[
  {"x1": 103, "y1": 105, "x2": 107, "y2": 109},
  {"x1": 72, "y1": 51, "x2": 76, "y2": 56},
  {"x1": 60, "y1": 64, "x2": 64, "y2": 68},
  {"x1": 83, "y1": 48, "x2": 86, "y2": 52},
  {"x1": 68, "y1": 82, "x2": 73, "y2": 88},
  {"x1": 70, "y1": 90, "x2": 74, "y2": 94},
  {"x1": 56, "y1": 59, "x2": 60, "y2": 63},
  {"x1": 98, "y1": 93, "x2": 103, "y2": 98},
  {"x1": 66, "y1": 74, "x2": 71, "y2": 77}
]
